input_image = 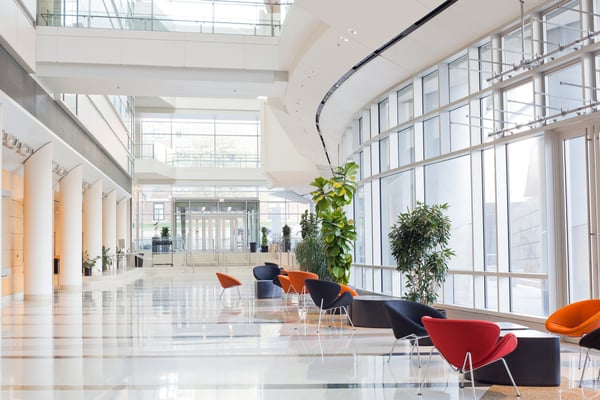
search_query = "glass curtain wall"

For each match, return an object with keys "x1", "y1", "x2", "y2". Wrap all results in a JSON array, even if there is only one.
[{"x1": 347, "y1": 0, "x2": 600, "y2": 319}]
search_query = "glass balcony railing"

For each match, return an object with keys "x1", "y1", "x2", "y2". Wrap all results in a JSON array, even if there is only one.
[{"x1": 38, "y1": 0, "x2": 293, "y2": 37}]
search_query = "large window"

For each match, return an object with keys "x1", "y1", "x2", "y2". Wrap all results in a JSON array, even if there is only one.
[
  {"x1": 544, "y1": 63, "x2": 583, "y2": 122},
  {"x1": 398, "y1": 127, "x2": 415, "y2": 166},
  {"x1": 141, "y1": 114, "x2": 261, "y2": 168},
  {"x1": 381, "y1": 171, "x2": 414, "y2": 266},
  {"x1": 502, "y1": 23, "x2": 533, "y2": 77},
  {"x1": 507, "y1": 137, "x2": 547, "y2": 316}
]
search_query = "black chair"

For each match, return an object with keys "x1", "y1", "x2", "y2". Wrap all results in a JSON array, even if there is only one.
[
  {"x1": 253, "y1": 265, "x2": 281, "y2": 281},
  {"x1": 579, "y1": 326, "x2": 600, "y2": 387},
  {"x1": 305, "y1": 279, "x2": 354, "y2": 333},
  {"x1": 383, "y1": 299, "x2": 446, "y2": 365},
  {"x1": 252, "y1": 265, "x2": 282, "y2": 298}
]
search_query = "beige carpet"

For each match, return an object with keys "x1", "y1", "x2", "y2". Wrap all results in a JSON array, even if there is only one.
[{"x1": 481, "y1": 378, "x2": 600, "y2": 399}]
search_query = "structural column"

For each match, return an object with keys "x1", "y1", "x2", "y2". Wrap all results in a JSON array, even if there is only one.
[
  {"x1": 60, "y1": 165, "x2": 82, "y2": 287},
  {"x1": 116, "y1": 198, "x2": 128, "y2": 250},
  {"x1": 103, "y1": 189, "x2": 116, "y2": 263},
  {"x1": 24, "y1": 142, "x2": 53, "y2": 298},
  {"x1": 84, "y1": 180, "x2": 102, "y2": 275},
  {"x1": 0, "y1": 103, "x2": 3, "y2": 300}
]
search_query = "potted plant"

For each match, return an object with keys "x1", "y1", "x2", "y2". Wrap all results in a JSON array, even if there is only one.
[
  {"x1": 102, "y1": 246, "x2": 113, "y2": 271},
  {"x1": 310, "y1": 161, "x2": 359, "y2": 285},
  {"x1": 388, "y1": 201, "x2": 455, "y2": 305},
  {"x1": 261, "y1": 226, "x2": 269, "y2": 252},
  {"x1": 161, "y1": 226, "x2": 170, "y2": 238},
  {"x1": 82, "y1": 250, "x2": 100, "y2": 276},
  {"x1": 282, "y1": 224, "x2": 291, "y2": 252}
]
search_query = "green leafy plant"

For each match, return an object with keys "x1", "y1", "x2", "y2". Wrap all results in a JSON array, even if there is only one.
[
  {"x1": 82, "y1": 250, "x2": 100, "y2": 274},
  {"x1": 388, "y1": 201, "x2": 455, "y2": 305},
  {"x1": 102, "y1": 245, "x2": 113, "y2": 271},
  {"x1": 261, "y1": 226, "x2": 269, "y2": 247},
  {"x1": 160, "y1": 226, "x2": 170, "y2": 238},
  {"x1": 295, "y1": 234, "x2": 332, "y2": 281},
  {"x1": 310, "y1": 161, "x2": 359, "y2": 284},
  {"x1": 282, "y1": 224, "x2": 291, "y2": 252},
  {"x1": 299, "y1": 210, "x2": 319, "y2": 239}
]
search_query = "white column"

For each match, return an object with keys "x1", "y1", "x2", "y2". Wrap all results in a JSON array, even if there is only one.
[
  {"x1": 0, "y1": 104, "x2": 3, "y2": 300},
  {"x1": 84, "y1": 180, "x2": 102, "y2": 275},
  {"x1": 24, "y1": 143, "x2": 53, "y2": 298},
  {"x1": 116, "y1": 198, "x2": 127, "y2": 250},
  {"x1": 103, "y1": 190, "x2": 116, "y2": 262},
  {"x1": 60, "y1": 165, "x2": 82, "y2": 287}
]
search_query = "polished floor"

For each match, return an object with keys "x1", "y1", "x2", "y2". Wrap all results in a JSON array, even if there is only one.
[{"x1": 1, "y1": 265, "x2": 599, "y2": 399}]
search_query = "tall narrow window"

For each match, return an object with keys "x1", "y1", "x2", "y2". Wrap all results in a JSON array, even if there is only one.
[
  {"x1": 397, "y1": 84, "x2": 414, "y2": 124},
  {"x1": 378, "y1": 98, "x2": 390, "y2": 133},
  {"x1": 449, "y1": 105, "x2": 470, "y2": 151},
  {"x1": 423, "y1": 117, "x2": 440, "y2": 159},
  {"x1": 479, "y1": 41, "x2": 493, "y2": 90},
  {"x1": 422, "y1": 71, "x2": 439, "y2": 114},
  {"x1": 449, "y1": 54, "x2": 469, "y2": 102},
  {"x1": 153, "y1": 202, "x2": 165, "y2": 221}
]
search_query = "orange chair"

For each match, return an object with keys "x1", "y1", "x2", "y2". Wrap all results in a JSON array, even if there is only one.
[
  {"x1": 216, "y1": 272, "x2": 242, "y2": 299},
  {"x1": 286, "y1": 271, "x2": 318, "y2": 308},
  {"x1": 339, "y1": 284, "x2": 358, "y2": 297},
  {"x1": 278, "y1": 275, "x2": 295, "y2": 307},
  {"x1": 546, "y1": 299, "x2": 600, "y2": 367},
  {"x1": 545, "y1": 299, "x2": 600, "y2": 337}
]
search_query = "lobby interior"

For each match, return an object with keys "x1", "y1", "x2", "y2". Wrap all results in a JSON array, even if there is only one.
[{"x1": 2, "y1": 0, "x2": 600, "y2": 398}]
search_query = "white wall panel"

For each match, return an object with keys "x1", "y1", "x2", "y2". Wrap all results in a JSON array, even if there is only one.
[
  {"x1": 0, "y1": 0, "x2": 36, "y2": 71},
  {"x1": 36, "y1": 27, "x2": 280, "y2": 71}
]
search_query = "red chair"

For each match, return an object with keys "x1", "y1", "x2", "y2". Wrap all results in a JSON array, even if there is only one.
[
  {"x1": 215, "y1": 272, "x2": 242, "y2": 299},
  {"x1": 420, "y1": 316, "x2": 520, "y2": 398}
]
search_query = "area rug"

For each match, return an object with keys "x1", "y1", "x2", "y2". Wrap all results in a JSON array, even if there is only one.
[{"x1": 481, "y1": 378, "x2": 600, "y2": 399}]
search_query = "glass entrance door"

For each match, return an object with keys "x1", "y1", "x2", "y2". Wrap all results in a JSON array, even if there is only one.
[{"x1": 186, "y1": 213, "x2": 246, "y2": 252}]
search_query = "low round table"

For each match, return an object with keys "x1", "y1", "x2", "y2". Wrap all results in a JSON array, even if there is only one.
[
  {"x1": 350, "y1": 295, "x2": 392, "y2": 328},
  {"x1": 471, "y1": 329, "x2": 560, "y2": 386}
]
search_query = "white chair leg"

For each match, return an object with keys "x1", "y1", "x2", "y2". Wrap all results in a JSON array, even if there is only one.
[
  {"x1": 388, "y1": 339, "x2": 399, "y2": 363},
  {"x1": 316, "y1": 299, "x2": 324, "y2": 333},
  {"x1": 580, "y1": 348, "x2": 592, "y2": 387},
  {"x1": 341, "y1": 306, "x2": 354, "y2": 329},
  {"x1": 500, "y1": 358, "x2": 520, "y2": 397},
  {"x1": 418, "y1": 347, "x2": 435, "y2": 396}
]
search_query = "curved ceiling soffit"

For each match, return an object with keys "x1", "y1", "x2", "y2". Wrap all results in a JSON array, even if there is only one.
[{"x1": 314, "y1": 0, "x2": 459, "y2": 172}]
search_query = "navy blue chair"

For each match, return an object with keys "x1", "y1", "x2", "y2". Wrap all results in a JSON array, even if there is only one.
[
  {"x1": 384, "y1": 299, "x2": 446, "y2": 365},
  {"x1": 253, "y1": 265, "x2": 282, "y2": 298},
  {"x1": 579, "y1": 326, "x2": 600, "y2": 387},
  {"x1": 305, "y1": 279, "x2": 354, "y2": 333}
]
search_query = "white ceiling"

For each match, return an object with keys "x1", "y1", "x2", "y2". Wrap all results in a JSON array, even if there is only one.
[{"x1": 28, "y1": 0, "x2": 554, "y2": 187}]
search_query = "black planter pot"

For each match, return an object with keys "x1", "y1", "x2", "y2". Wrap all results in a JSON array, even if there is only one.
[
  {"x1": 249, "y1": 242, "x2": 258, "y2": 253},
  {"x1": 261, "y1": 245, "x2": 269, "y2": 253},
  {"x1": 84, "y1": 268, "x2": 92, "y2": 276}
]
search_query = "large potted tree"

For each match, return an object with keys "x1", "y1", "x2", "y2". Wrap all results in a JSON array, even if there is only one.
[
  {"x1": 310, "y1": 161, "x2": 358, "y2": 285},
  {"x1": 282, "y1": 224, "x2": 291, "y2": 252},
  {"x1": 295, "y1": 211, "x2": 332, "y2": 280},
  {"x1": 388, "y1": 201, "x2": 454, "y2": 305}
]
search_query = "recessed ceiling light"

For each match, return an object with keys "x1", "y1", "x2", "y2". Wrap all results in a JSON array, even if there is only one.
[{"x1": 348, "y1": 28, "x2": 358, "y2": 35}]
